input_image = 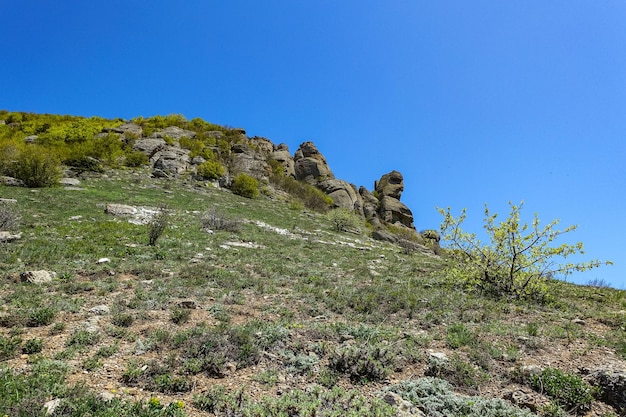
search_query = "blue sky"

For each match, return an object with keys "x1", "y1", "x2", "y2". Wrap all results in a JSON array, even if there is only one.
[{"x1": 2, "y1": 1, "x2": 624, "y2": 288}]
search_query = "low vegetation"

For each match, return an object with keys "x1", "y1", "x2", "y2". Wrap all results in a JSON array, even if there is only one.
[{"x1": 0, "y1": 111, "x2": 623, "y2": 416}]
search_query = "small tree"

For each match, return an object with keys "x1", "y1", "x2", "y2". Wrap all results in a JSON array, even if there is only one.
[
  {"x1": 438, "y1": 202, "x2": 611, "y2": 301},
  {"x1": 231, "y1": 173, "x2": 259, "y2": 198}
]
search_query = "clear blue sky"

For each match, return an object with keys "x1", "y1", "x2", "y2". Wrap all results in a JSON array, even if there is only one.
[{"x1": 2, "y1": 1, "x2": 624, "y2": 288}]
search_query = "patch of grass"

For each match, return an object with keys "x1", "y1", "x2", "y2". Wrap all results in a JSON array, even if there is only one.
[
  {"x1": 193, "y1": 385, "x2": 394, "y2": 416},
  {"x1": 253, "y1": 369, "x2": 280, "y2": 385},
  {"x1": 445, "y1": 323, "x2": 474, "y2": 348},
  {"x1": 66, "y1": 329, "x2": 101, "y2": 347},
  {"x1": 200, "y1": 208, "x2": 241, "y2": 232},
  {"x1": 425, "y1": 353, "x2": 489, "y2": 389},
  {"x1": 27, "y1": 306, "x2": 56, "y2": 327},
  {"x1": 170, "y1": 307, "x2": 191, "y2": 325},
  {"x1": 111, "y1": 312, "x2": 134, "y2": 327},
  {"x1": 529, "y1": 368, "x2": 596, "y2": 414},
  {"x1": 0, "y1": 335, "x2": 22, "y2": 360},
  {"x1": 22, "y1": 338, "x2": 44, "y2": 354},
  {"x1": 328, "y1": 344, "x2": 395, "y2": 383}
]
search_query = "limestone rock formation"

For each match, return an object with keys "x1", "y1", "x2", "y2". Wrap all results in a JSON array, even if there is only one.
[{"x1": 294, "y1": 142, "x2": 334, "y2": 183}]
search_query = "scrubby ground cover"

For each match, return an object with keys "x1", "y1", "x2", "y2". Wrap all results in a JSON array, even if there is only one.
[{"x1": 1, "y1": 169, "x2": 625, "y2": 416}]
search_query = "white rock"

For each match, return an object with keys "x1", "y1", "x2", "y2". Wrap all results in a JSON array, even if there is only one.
[
  {"x1": 20, "y1": 270, "x2": 55, "y2": 284},
  {"x1": 44, "y1": 398, "x2": 62, "y2": 416}
]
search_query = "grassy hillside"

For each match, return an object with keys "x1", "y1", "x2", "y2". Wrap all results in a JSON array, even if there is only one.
[{"x1": 1, "y1": 155, "x2": 625, "y2": 414}]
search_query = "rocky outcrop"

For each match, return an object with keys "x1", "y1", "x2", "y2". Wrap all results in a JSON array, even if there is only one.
[
  {"x1": 230, "y1": 143, "x2": 271, "y2": 180},
  {"x1": 294, "y1": 142, "x2": 334, "y2": 183},
  {"x1": 251, "y1": 136, "x2": 274, "y2": 154},
  {"x1": 318, "y1": 179, "x2": 363, "y2": 213},
  {"x1": 375, "y1": 170, "x2": 404, "y2": 200},
  {"x1": 92, "y1": 121, "x2": 428, "y2": 248},
  {"x1": 587, "y1": 369, "x2": 626, "y2": 412},
  {"x1": 359, "y1": 186, "x2": 382, "y2": 227},
  {"x1": 378, "y1": 196, "x2": 415, "y2": 229},
  {"x1": 152, "y1": 147, "x2": 191, "y2": 178},
  {"x1": 132, "y1": 138, "x2": 167, "y2": 155},
  {"x1": 270, "y1": 144, "x2": 296, "y2": 178},
  {"x1": 375, "y1": 171, "x2": 415, "y2": 230}
]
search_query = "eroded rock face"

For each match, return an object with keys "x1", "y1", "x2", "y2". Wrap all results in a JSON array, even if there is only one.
[
  {"x1": 230, "y1": 143, "x2": 271, "y2": 180},
  {"x1": 587, "y1": 369, "x2": 626, "y2": 412},
  {"x1": 251, "y1": 137, "x2": 274, "y2": 154},
  {"x1": 294, "y1": 142, "x2": 333, "y2": 183},
  {"x1": 152, "y1": 148, "x2": 191, "y2": 177},
  {"x1": 270, "y1": 144, "x2": 296, "y2": 178},
  {"x1": 375, "y1": 170, "x2": 404, "y2": 200},
  {"x1": 318, "y1": 179, "x2": 363, "y2": 213},
  {"x1": 132, "y1": 138, "x2": 167, "y2": 155},
  {"x1": 378, "y1": 195, "x2": 415, "y2": 229},
  {"x1": 359, "y1": 186, "x2": 381, "y2": 227}
]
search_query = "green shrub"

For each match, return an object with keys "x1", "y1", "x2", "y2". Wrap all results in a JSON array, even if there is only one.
[
  {"x1": 170, "y1": 308, "x2": 191, "y2": 325},
  {"x1": 446, "y1": 323, "x2": 475, "y2": 348},
  {"x1": 21, "y1": 338, "x2": 44, "y2": 354},
  {"x1": 0, "y1": 335, "x2": 22, "y2": 360},
  {"x1": 231, "y1": 173, "x2": 259, "y2": 198},
  {"x1": 64, "y1": 155, "x2": 104, "y2": 172},
  {"x1": 66, "y1": 329, "x2": 101, "y2": 347},
  {"x1": 112, "y1": 313, "x2": 135, "y2": 327},
  {"x1": 326, "y1": 208, "x2": 362, "y2": 233},
  {"x1": 13, "y1": 146, "x2": 61, "y2": 187},
  {"x1": 199, "y1": 208, "x2": 241, "y2": 232},
  {"x1": 148, "y1": 206, "x2": 169, "y2": 246},
  {"x1": 529, "y1": 368, "x2": 596, "y2": 414},
  {"x1": 27, "y1": 307, "x2": 55, "y2": 327},
  {"x1": 438, "y1": 202, "x2": 611, "y2": 301},
  {"x1": 270, "y1": 174, "x2": 333, "y2": 212},
  {"x1": 197, "y1": 160, "x2": 225, "y2": 180},
  {"x1": 125, "y1": 151, "x2": 149, "y2": 167}
]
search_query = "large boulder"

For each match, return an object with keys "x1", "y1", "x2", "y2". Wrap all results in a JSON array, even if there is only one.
[
  {"x1": 133, "y1": 138, "x2": 167, "y2": 156},
  {"x1": 152, "y1": 147, "x2": 191, "y2": 177},
  {"x1": 294, "y1": 142, "x2": 333, "y2": 183},
  {"x1": 318, "y1": 179, "x2": 363, "y2": 213},
  {"x1": 378, "y1": 195, "x2": 415, "y2": 229},
  {"x1": 375, "y1": 170, "x2": 404, "y2": 200}
]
